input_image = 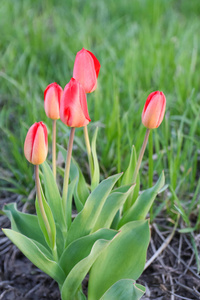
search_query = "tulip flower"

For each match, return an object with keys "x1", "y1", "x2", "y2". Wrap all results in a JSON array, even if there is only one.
[
  {"x1": 60, "y1": 78, "x2": 91, "y2": 128},
  {"x1": 73, "y1": 48, "x2": 101, "y2": 93},
  {"x1": 60, "y1": 78, "x2": 91, "y2": 208},
  {"x1": 132, "y1": 91, "x2": 166, "y2": 184},
  {"x1": 44, "y1": 82, "x2": 63, "y2": 120},
  {"x1": 24, "y1": 122, "x2": 48, "y2": 165},
  {"x1": 24, "y1": 122, "x2": 53, "y2": 255},
  {"x1": 44, "y1": 82, "x2": 63, "y2": 179},
  {"x1": 142, "y1": 91, "x2": 166, "y2": 129}
]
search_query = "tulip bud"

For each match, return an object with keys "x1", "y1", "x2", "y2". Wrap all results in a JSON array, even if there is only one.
[
  {"x1": 73, "y1": 48, "x2": 101, "y2": 93},
  {"x1": 142, "y1": 91, "x2": 166, "y2": 129},
  {"x1": 24, "y1": 122, "x2": 48, "y2": 165},
  {"x1": 44, "y1": 82, "x2": 63, "y2": 119},
  {"x1": 60, "y1": 78, "x2": 91, "y2": 128}
]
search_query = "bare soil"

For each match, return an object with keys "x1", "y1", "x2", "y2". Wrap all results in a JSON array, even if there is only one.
[{"x1": 1, "y1": 193, "x2": 200, "y2": 300}]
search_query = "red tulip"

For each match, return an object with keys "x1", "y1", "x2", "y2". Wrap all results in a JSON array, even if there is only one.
[
  {"x1": 142, "y1": 91, "x2": 166, "y2": 129},
  {"x1": 60, "y1": 78, "x2": 91, "y2": 128},
  {"x1": 24, "y1": 122, "x2": 48, "y2": 165},
  {"x1": 73, "y1": 48, "x2": 101, "y2": 93},
  {"x1": 44, "y1": 82, "x2": 63, "y2": 119}
]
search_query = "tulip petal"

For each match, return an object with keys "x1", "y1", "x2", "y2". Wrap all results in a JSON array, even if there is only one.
[
  {"x1": 60, "y1": 78, "x2": 91, "y2": 128},
  {"x1": 73, "y1": 48, "x2": 99, "y2": 93},
  {"x1": 86, "y1": 50, "x2": 101, "y2": 78},
  {"x1": 24, "y1": 122, "x2": 48, "y2": 165},
  {"x1": 142, "y1": 91, "x2": 166, "y2": 129},
  {"x1": 32, "y1": 124, "x2": 48, "y2": 165},
  {"x1": 24, "y1": 123, "x2": 39, "y2": 163},
  {"x1": 44, "y1": 83, "x2": 63, "y2": 119}
]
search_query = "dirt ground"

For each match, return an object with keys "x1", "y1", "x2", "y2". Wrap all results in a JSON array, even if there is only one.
[{"x1": 1, "y1": 193, "x2": 200, "y2": 300}]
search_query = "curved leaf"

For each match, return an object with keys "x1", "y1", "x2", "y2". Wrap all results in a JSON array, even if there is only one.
[
  {"x1": 59, "y1": 228, "x2": 117, "y2": 276},
  {"x1": 36, "y1": 184, "x2": 56, "y2": 250},
  {"x1": 122, "y1": 145, "x2": 140, "y2": 212},
  {"x1": 3, "y1": 203, "x2": 47, "y2": 248},
  {"x1": 61, "y1": 239, "x2": 111, "y2": 300},
  {"x1": 118, "y1": 171, "x2": 165, "y2": 228},
  {"x1": 100, "y1": 279, "x2": 145, "y2": 300},
  {"x1": 65, "y1": 173, "x2": 122, "y2": 246},
  {"x1": 41, "y1": 161, "x2": 66, "y2": 229},
  {"x1": 92, "y1": 185, "x2": 135, "y2": 232},
  {"x1": 2, "y1": 229, "x2": 66, "y2": 285},
  {"x1": 88, "y1": 220, "x2": 150, "y2": 299}
]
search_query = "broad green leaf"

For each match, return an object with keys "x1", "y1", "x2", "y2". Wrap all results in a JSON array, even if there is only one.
[
  {"x1": 88, "y1": 220, "x2": 150, "y2": 299},
  {"x1": 118, "y1": 171, "x2": 165, "y2": 228},
  {"x1": 91, "y1": 127, "x2": 100, "y2": 191},
  {"x1": 100, "y1": 279, "x2": 145, "y2": 300},
  {"x1": 59, "y1": 228, "x2": 117, "y2": 276},
  {"x1": 65, "y1": 173, "x2": 122, "y2": 246},
  {"x1": 58, "y1": 145, "x2": 90, "y2": 211},
  {"x1": 35, "y1": 184, "x2": 56, "y2": 251},
  {"x1": 3, "y1": 203, "x2": 47, "y2": 248},
  {"x1": 2, "y1": 229, "x2": 66, "y2": 285},
  {"x1": 122, "y1": 145, "x2": 140, "y2": 212},
  {"x1": 61, "y1": 239, "x2": 111, "y2": 300},
  {"x1": 92, "y1": 185, "x2": 135, "y2": 232},
  {"x1": 41, "y1": 161, "x2": 66, "y2": 229}
]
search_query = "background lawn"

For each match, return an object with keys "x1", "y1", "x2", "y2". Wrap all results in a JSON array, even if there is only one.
[
  {"x1": 0, "y1": 0, "x2": 200, "y2": 239},
  {"x1": 1, "y1": 0, "x2": 200, "y2": 299}
]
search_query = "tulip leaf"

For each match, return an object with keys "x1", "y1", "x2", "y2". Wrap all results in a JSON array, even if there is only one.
[
  {"x1": 92, "y1": 185, "x2": 135, "y2": 232},
  {"x1": 99, "y1": 279, "x2": 145, "y2": 300},
  {"x1": 122, "y1": 145, "x2": 140, "y2": 212},
  {"x1": 118, "y1": 171, "x2": 165, "y2": 228},
  {"x1": 58, "y1": 145, "x2": 90, "y2": 211},
  {"x1": 61, "y1": 239, "x2": 111, "y2": 300},
  {"x1": 91, "y1": 127, "x2": 100, "y2": 191},
  {"x1": 65, "y1": 173, "x2": 122, "y2": 246},
  {"x1": 59, "y1": 228, "x2": 117, "y2": 277},
  {"x1": 2, "y1": 229, "x2": 66, "y2": 285},
  {"x1": 88, "y1": 220, "x2": 150, "y2": 299},
  {"x1": 71, "y1": 157, "x2": 90, "y2": 211},
  {"x1": 41, "y1": 161, "x2": 66, "y2": 229},
  {"x1": 65, "y1": 175, "x2": 77, "y2": 229},
  {"x1": 35, "y1": 184, "x2": 56, "y2": 251},
  {"x1": 3, "y1": 203, "x2": 48, "y2": 248}
]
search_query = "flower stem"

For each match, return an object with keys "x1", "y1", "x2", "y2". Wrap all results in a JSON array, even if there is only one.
[
  {"x1": 148, "y1": 130, "x2": 153, "y2": 187},
  {"x1": 132, "y1": 128, "x2": 150, "y2": 183},
  {"x1": 52, "y1": 119, "x2": 57, "y2": 180},
  {"x1": 35, "y1": 165, "x2": 57, "y2": 261},
  {"x1": 83, "y1": 125, "x2": 94, "y2": 181},
  {"x1": 62, "y1": 127, "x2": 75, "y2": 210}
]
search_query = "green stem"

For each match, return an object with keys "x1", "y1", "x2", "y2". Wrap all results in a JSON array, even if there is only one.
[
  {"x1": 132, "y1": 128, "x2": 150, "y2": 183},
  {"x1": 62, "y1": 127, "x2": 75, "y2": 210},
  {"x1": 52, "y1": 119, "x2": 57, "y2": 180},
  {"x1": 148, "y1": 130, "x2": 154, "y2": 222},
  {"x1": 83, "y1": 125, "x2": 94, "y2": 181},
  {"x1": 35, "y1": 165, "x2": 58, "y2": 261},
  {"x1": 148, "y1": 130, "x2": 153, "y2": 187}
]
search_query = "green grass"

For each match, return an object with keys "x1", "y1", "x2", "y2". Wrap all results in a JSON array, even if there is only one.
[{"x1": 0, "y1": 0, "x2": 200, "y2": 227}]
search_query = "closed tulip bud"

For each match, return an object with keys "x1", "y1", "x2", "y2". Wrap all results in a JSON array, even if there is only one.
[
  {"x1": 24, "y1": 122, "x2": 48, "y2": 165},
  {"x1": 73, "y1": 48, "x2": 101, "y2": 93},
  {"x1": 60, "y1": 78, "x2": 91, "y2": 128},
  {"x1": 44, "y1": 82, "x2": 63, "y2": 119},
  {"x1": 142, "y1": 91, "x2": 166, "y2": 129}
]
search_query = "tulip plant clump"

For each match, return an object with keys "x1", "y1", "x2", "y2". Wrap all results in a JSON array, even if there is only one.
[{"x1": 3, "y1": 48, "x2": 166, "y2": 300}]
